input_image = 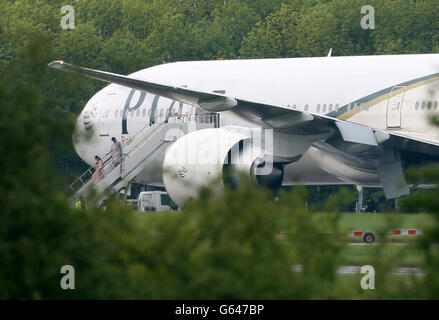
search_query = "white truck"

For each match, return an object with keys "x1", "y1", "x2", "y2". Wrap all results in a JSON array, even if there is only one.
[{"x1": 136, "y1": 190, "x2": 178, "y2": 212}]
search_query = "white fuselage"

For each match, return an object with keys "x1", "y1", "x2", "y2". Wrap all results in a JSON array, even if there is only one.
[{"x1": 74, "y1": 54, "x2": 439, "y2": 187}]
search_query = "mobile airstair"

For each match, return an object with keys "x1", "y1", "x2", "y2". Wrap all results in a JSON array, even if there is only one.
[{"x1": 65, "y1": 122, "x2": 182, "y2": 201}]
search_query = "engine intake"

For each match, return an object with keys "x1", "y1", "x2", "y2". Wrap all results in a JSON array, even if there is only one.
[{"x1": 163, "y1": 127, "x2": 284, "y2": 207}]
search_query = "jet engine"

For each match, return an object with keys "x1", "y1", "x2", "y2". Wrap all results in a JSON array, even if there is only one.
[{"x1": 163, "y1": 127, "x2": 283, "y2": 207}]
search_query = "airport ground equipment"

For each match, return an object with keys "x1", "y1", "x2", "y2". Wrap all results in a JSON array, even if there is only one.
[
  {"x1": 136, "y1": 190, "x2": 178, "y2": 212},
  {"x1": 347, "y1": 229, "x2": 424, "y2": 243},
  {"x1": 276, "y1": 229, "x2": 424, "y2": 243}
]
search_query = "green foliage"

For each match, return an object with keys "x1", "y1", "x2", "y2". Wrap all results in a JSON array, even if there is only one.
[
  {"x1": 398, "y1": 123, "x2": 439, "y2": 298},
  {"x1": 240, "y1": 0, "x2": 439, "y2": 58},
  {"x1": 323, "y1": 187, "x2": 356, "y2": 213}
]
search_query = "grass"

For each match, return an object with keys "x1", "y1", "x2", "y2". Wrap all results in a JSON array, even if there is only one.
[
  {"x1": 143, "y1": 211, "x2": 434, "y2": 267},
  {"x1": 331, "y1": 274, "x2": 423, "y2": 299},
  {"x1": 313, "y1": 213, "x2": 435, "y2": 232},
  {"x1": 335, "y1": 213, "x2": 436, "y2": 267},
  {"x1": 335, "y1": 213, "x2": 435, "y2": 232},
  {"x1": 339, "y1": 244, "x2": 425, "y2": 266},
  {"x1": 284, "y1": 213, "x2": 438, "y2": 267}
]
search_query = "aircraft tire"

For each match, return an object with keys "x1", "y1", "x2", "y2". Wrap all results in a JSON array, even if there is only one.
[{"x1": 363, "y1": 232, "x2": 376, "y2": 243}]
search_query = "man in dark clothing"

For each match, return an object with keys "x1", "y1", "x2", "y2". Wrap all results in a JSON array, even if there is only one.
[{"x1": 365, "y1": 197, "x2": 377, "y2": 213}]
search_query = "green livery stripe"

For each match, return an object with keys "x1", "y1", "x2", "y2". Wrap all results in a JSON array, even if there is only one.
[{"x1": 327, "y1": 73, "x2": 439, "y2": 120}]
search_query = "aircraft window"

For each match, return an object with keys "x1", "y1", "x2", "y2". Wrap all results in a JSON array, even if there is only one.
[
  {"x1": 434, "y1": 101, "x2": 438, "y2": 109},
  {"x1": 415, "y1": 102, "x2": 419, "y2": 110},
  {"x1": 142, "y1": 109, "x2": 146, "y2": 117},
  {"x1": 115, "y1": 110, "x2": 118, "y2": 117},
  {"x1": 422, "y1": 102, "x2": 426, "y2": 110},
  {"x1": 427, "y1": 101, "x2": 432, "y2": 110},
  {"x1": 335, "y1": 104, "x2": 339, "y2": 112},
  {"x1": 136, "y1": 109, "x2": 140, "y2": 117},
  {"x1": 316, "y1": 104, "x2": 321, "y2": 113},
  {"x1": 347, "y1": 104, "x2": 352, "y2": 111},
  {"x1": 329, "y1": 104, "x2": 333, "y2": 112},
  {"x1": 322, "y1": 104, "x2": 327, "y2": 113},
  {"x1": 293, "y1": 105, "x2": 297, "y2": 109},
  {"x1": 304, "y1": 104, "x2": 309, "y2": 111},
  {"x1": 366, "y1": 103, "x2": 370, "y2": 111}
]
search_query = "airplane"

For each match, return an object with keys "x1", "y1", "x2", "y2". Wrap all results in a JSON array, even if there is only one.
[{"x1": 49, "y1": 53, "x2": 439, "y2": 207}]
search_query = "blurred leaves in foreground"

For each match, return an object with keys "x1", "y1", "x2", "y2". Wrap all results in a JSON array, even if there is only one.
[{"x1": 400, "y1": 164, "x2": 439, "y2": 299}]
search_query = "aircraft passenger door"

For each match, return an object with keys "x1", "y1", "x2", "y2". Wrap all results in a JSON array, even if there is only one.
[{"x1": 386, "y1": 86, "x2": 406, "y2": 128}]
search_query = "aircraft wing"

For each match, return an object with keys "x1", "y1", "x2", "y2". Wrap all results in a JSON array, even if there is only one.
[{"x1": 48, "y1": 60, "x2": 334, "y2": 132}]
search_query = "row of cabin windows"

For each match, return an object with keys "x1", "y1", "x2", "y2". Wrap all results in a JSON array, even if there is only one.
[
  {"x1": 296, "y1": 101, "x2": 439, "y2": 114},
  {"x1": 112, "y1": 108, "x2": 216, "y2": 123},
  {"x1": 315, "y1": 103, "x2": 340, "y2": 113},
  {"x1": 112, "y1": 100, "x2": 439, "y2": 119},
  {"x1": 114, "y1": 108, "x2": 180, "y2": 118},
  {"x1": 291, "y1": 103, "x2": 350, "y2": 113},
  {"x1": 415, "y1": 101, "x2": 438, "y2": 110},
  {"x1": 290, "y1": 103, "x2": 363, "y2": 113}
]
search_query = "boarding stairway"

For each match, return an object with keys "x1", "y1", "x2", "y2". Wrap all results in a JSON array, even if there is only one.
[{"x1": 65, "y1": 122, "x2": 182, "y2": 201}]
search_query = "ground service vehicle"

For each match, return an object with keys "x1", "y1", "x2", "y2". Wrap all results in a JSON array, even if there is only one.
[{"x1": 137, "y1": 191, "x2": 178, "y2": 212}]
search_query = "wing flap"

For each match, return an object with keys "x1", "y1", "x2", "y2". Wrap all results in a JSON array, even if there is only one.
[{"x1": 335, "y1": 121, "x2": 378, "y2": 146}]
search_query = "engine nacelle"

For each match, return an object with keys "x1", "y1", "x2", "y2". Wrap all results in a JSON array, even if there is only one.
[{"x1": 163, "y1": 127, "x2": 283, "y2": 207}]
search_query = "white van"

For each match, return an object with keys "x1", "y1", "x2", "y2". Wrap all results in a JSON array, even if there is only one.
[{"x1": 137, "y1": 191, "x2": 178, "y2": 212}]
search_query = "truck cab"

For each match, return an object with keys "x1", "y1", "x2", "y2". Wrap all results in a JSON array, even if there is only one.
[{"x1": 137, "y1": 191, "x2": 178, "y2": 212}]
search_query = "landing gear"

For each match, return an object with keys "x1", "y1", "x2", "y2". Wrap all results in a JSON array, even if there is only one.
[{"x1": 363, "y1": 232, "x2": 376, "y2": 243}]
